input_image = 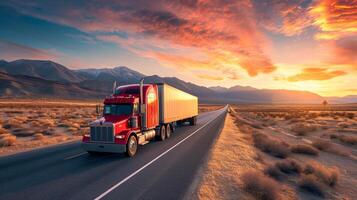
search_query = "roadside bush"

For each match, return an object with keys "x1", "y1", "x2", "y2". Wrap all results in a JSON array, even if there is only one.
[
  {"x1": 33, "y1": 133, "x2": 45, "y2": 140},
  {"x1": 337, "y1": 122, "x2": 349, "y2": 129},
  {"x1": 304, "y1": 162, "x2": 340, "y2": 187},
  {"x1": 346, "y1": 112, "x2": 355, "y2": 119},
  {"x1": 275, "y1": 159, "x2": 302, "y2": 174},
  {"x1": 291, "y1": 123, "x2": 317, "y2": 136},
  {"x1": 12, "y1": 128, "x2": 35, "y2": 137},
  {"x1": 338, "y1": 135, "x2": 357, "y2": 145},
  {"x1": 0, "y1": 134, "x2": 16, "y2": 147},
  {"x1": 312, "y1": 139, "x2": 330, "y2": 151},
  {"x1": 290, "y1": 144, "x2": 319, "y2": 156},
  {"x1": 312, "y1": 139, "x2": 349, "y2": 156},
  {"x1": 299, "y1": 174, "x2": 325, "y2": 197},
  {"x1": 252, "y1": 133, "x2": 290, "y2": 158},
  {"x1": 0, "y1": 127, "x2": 9, "y2": 135},
  {"x1": 241, "y1": 170, "x2": 280, "y2": 200},
  {"x1": 264, "y1": 165, "x2": 285, "y2": 180}
]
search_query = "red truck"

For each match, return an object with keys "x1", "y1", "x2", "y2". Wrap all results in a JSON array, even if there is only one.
[{"x1": 81, "y1": 80, "x2": 198, "y2": 157}]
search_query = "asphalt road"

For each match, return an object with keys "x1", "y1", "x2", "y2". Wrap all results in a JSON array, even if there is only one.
[{"x1": 0, "y1": 107, "x2": 227, "y2": 200}]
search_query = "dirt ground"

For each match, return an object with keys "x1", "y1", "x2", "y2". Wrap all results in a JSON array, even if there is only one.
[
  {"x1": 195, "y1": 104, "x2": 357, "y2": 200},
  {"x1": 0, "y1": 99, "x2": 221, "y2": 156}
]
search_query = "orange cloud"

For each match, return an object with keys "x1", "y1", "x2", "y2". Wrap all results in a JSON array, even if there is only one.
[
  {"x1": 197, "y1": 74, "x2": 224, "y2": 81},
  {"x1": 310, "y1": 0, "x2": 357, "y2": 40},
  {"x1": 255, "y1": 0, "x2": 313, "y2": 36},
  {"x1": 287, "y1": 68, "x2": 346, "y2": 82},
  {"x1": 5, "y1": 0, "x2": 276, "y2": 77},
  {"x1": 330, "y1": 36, "x2": 357, "y2": 67}
]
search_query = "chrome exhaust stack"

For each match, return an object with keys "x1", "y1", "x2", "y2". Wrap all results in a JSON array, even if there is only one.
[{"x1": 139, "y1": 78, "x2": 147, "y2": 130}]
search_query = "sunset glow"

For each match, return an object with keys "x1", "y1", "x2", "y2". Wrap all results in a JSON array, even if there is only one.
[{"x1": 0, "y1": 0, "x2": 356, "y2": 96}]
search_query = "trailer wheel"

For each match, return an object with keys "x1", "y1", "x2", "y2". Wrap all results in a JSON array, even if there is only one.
[
  {"x1": 158, "y1": 125, "x2": 166, "y2": 141},
  {"x1": 166, "y1": 124, "x2": 171, "y2": 139},
  {"x1": 189, "y1": 116, "x2": 197, "y2": 126},
  {"x1": 126, "y1": 135, "x2": 138, "y2": 157}
]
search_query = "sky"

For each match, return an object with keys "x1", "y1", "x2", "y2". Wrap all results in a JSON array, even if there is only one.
[{"x1": 0, "y1": 0, "x2": 356, "y2": 97}]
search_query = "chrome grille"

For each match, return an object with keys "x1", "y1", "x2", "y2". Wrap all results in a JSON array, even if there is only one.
[{"x1": 90, "y1": 125, "x2": 114, "y2": 142}]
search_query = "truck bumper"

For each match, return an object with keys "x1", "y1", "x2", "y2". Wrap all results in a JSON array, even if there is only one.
[{"x1": 81, "y1": 142, "x2": 126, "y2": 153}]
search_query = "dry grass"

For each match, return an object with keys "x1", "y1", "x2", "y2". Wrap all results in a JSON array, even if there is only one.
[
  {"x1": 0, "y1": 127, "x2": 9, "y2": 135},
  {"x1": 290, "y1": 144, "x2": 319, "y2": 156},
  {"x1": 312, "y1": 139, "x2": 349, "y2": 156},
  {"x1": 33, "y1": 133, "x2": 45, "y2": 140},
  {"x1": 252, "y1": 133, "x2": 290, "y2": 158},
  {"x1": 304, "y1": 162, "x2": 340, "y2": 187},
  {"x1": 275, "y1": 159, "x2": 303, "y2": 174},
  {"x1": 331, "y1": 134, "x2": 357, "y2": 145},
  {"x1": 241, "y1": 170, "x2": 281, "y2": 200},
  {"x1": 299, "y1": 162, "x2": 340, "y2": 197},
  {"x1": 299, "y1": 174, "x2": 326, "y2": 197},
  {"x1": 337, "y1": 122, "x2": 349, "y2": 129},
  {"x1": 0, "y1": 134, "x2": 16, "y2": 147},
  {"x1": 312, "y1": 139, "x2": 331, "y2": 151},
  {"x1": 264, "y1": 165, "x2": 285, "y2": 180},
  {"x1": 337, "y1": 135, "x2": 357, "y2": 145},
  {"x1": 290, "y1": 123, "x2": 317, "y2": 136}
]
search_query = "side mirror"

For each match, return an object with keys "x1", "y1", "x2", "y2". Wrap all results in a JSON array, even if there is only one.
[
  {"x1": 129, "y1": 116, "x2": 138, "y2": 128},
  {"x1": 96, "y1": 105, "x2": 102, "y2": 115}
]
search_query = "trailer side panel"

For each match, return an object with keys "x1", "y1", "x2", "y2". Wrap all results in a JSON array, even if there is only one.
[{"x1": 158, "y1": 84, "x2": 198, "y2": 123}]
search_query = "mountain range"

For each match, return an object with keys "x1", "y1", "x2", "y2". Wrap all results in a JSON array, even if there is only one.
[{"x1": 0, "y1": 59, "x2": 356, "y2": 104}]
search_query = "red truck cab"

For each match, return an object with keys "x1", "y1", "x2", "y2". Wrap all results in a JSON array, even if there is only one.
[{"x1": 82, "y1": 81, "x2": 198, "y2": 157}]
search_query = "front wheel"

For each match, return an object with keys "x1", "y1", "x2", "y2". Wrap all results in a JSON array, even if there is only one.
[{"x1": 126, "y1": 135, "x2": 138, "y2": 157}]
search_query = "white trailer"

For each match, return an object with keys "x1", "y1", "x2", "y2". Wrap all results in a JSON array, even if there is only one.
[{"x1": 157, "y1": 83, "x2": 198, "y2": 125}]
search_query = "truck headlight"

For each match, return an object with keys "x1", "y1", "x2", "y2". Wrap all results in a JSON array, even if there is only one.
[{"x1": 115, "y1": 135, "x2": 125, "y2": 139}]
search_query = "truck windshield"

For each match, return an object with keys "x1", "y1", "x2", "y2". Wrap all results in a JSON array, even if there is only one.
[{"x1": 103, "y1": 104, "x2": 133, "y2": 115}]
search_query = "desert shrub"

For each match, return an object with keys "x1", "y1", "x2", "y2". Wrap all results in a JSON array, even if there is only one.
[
  {"x1": 304, "y1": 162, "x2": 339, "y2": 187},
  {"x1": 264, "y1": 165, "x2": 285, "y2": 180},
  {"x1": 38, "y1": 119, "x2": 56, "y2": 127},
  {"x1": 12, "y1": 128, "x2": 35, "y2": 137},
  {"x1": 329, "y1": 134, "x2": 338, "y2": 139},
  {"x1": 241, "y1": 170, "x2": 280, "y2": 200},
  {"x1": 275, "y1": 159, "x2": 302, "y2": 174},
  {"x1": 337, "y1": 122, "x2": 349, "y2": 129},
  {"x1": 346, "y1": 112, "x2": 355, "y2": 119},
  {"x1": 318, "y1": 112, "x2": 329, "y2": 117},
  {"x1": 312, "y1": 139, "x2": 331, "y2": 151},
  {"x1": 3, "y1": 119, "x2": 23, "y2": 129},
  {"x1": 307, "y1": 112, "x2": 318, "y2": 119},
  {"x1": 0, "y1": 134, "x2": 16, "y2": 147},
  {"x1": 290, "y1": 144, "x2": 319, "y2": 156},
  {"x1": 299, "y1": 174, "x2": 325, "y2": 197},
  {"x1": 252, "y1": 133, "x2": 290, "y2": 158},
  {"x1": 0, "y1": 127, "x2": 9, "y2": 135},
  {"x1": 338, "y1": 135, "x2": 357, "y2": 145},
  {"x1": 71, "y1": 123, "x2": 81, "y2": 129},
  {"x1": 291, "y1": 123, "x2": 317, "y2": 136},
  {"x1": 312, "y1": 138, "x2": 350, "y2": 155},
  {"x1": 33, "y1": 133, "x2": 45, "y2": 140}
]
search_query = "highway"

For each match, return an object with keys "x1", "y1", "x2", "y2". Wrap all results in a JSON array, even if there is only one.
[{"x1": 0, "y1": 107, "x2": 227, "y2": 200}]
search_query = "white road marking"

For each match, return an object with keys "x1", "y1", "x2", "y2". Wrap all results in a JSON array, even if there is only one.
[
  {"x1": 94, "y1": 107, "x2": 227, "y2": 200},
  {"x1": 64, "y1": 152, "x2": 87, "y2": 160}
]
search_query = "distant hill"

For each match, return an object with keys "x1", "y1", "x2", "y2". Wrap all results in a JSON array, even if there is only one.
[
  {"x1": 0, "y1": 59, "x2": 356, "y2": 103},
  {"x1": 74, "y1": 67, "x2": 145, "y2": 83},
  {"x1": 0, "y1": 59, "x2": 83, "y2": 83},
  {"x1": 0, "y1": 72, "x2": 105, "y2": 98}
]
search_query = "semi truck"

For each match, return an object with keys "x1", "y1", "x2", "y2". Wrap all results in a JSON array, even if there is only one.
[{"x1": 81, "y1": 79, "x2": 198, "y2": 157}]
